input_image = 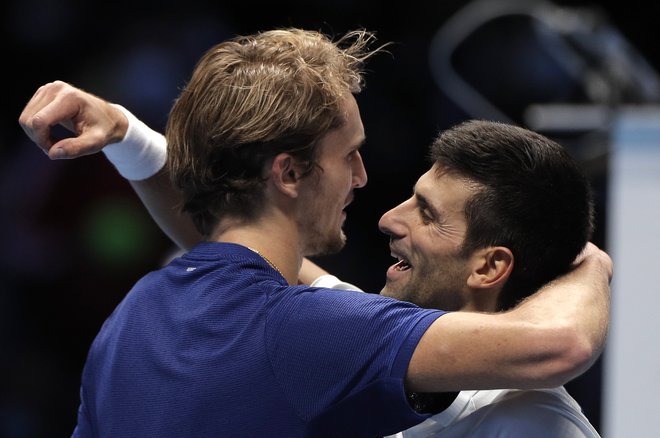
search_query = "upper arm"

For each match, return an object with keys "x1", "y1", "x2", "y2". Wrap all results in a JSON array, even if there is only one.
[{"x1": 405, "y1": 311, "x2": 582, "y2": 393}]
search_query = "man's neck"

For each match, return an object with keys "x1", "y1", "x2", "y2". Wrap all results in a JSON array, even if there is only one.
[{"x1": 209, "y1": 216, "x2": 302, "y2": 285}]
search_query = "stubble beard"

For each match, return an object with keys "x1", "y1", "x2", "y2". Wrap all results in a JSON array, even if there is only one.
[
  {"x1": 380, "y1": 256, "x2": 469, "y2": 311},
  {"x1": 306, "y1": 228, "x2": 347, "y2": 257},
  {"x1": 380, "y1": 279, "x2": 413, "y2": 302}
]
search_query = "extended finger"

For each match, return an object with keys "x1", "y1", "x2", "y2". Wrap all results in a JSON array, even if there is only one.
[{"x1": 21, "y1": 83, "x2": 82, "y2": 152}]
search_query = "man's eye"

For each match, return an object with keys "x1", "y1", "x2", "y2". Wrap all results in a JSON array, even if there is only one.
[{"x1": 420, "y1": 209, "x2": 433, "y2": 224}]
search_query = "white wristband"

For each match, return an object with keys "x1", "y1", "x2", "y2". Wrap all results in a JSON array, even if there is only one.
[
  {"x1": 310, "y1": 274, "x2": 364, "y2": 292},
  {"x1": 102, "y1": 104, "x2": 167, "y2": 181}
]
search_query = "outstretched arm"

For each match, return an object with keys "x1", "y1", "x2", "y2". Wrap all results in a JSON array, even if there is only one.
[
  {"x1": 19, "y1": 81, "x2": 201, "y2": 250},
  {"x1": 407, "y1": 242, "x2": 611, "y2": 392},
  {"x1": 19, "y1": 81, "x2": 352, "y2": 279}
]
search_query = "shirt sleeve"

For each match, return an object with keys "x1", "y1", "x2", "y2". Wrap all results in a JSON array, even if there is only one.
[{"x1": 265, "y1": 285, "x2": 445, "y2": 437}]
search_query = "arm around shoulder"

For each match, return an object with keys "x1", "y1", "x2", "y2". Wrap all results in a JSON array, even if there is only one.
[
  {"x1": 18, "y1": 81, "x2": 202, "y2": 251},
  {"x1": 405, "y1": 243, "x2": 612, "y2": 392},
  {"x1": 104, "y1": 105, "x2": 201, "y2": 250}
]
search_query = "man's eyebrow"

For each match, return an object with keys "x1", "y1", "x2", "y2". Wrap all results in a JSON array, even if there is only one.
[{"x1": 412, "y1": 183, "x2": 441, "y2": 218}]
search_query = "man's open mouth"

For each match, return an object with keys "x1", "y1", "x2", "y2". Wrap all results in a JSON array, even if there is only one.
[{"x1": 393, "y1": 257, "x2": 412, "y2": 271}]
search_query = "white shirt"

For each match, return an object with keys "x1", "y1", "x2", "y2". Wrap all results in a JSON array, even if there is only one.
[{"x1": 387, "y1": 387, "x2": 600, "y2": 437}]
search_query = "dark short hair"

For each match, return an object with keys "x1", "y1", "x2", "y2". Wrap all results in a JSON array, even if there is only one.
[{"x1": 430, "y1": 120, "x2": 594, "y2": 310}]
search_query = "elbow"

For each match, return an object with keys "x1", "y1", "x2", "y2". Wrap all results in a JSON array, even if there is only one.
[{"x1": 533, "y1": 324, "x2": 601, "y2": 388}]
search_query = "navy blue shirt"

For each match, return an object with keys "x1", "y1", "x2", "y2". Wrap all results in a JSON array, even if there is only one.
[{"x1": 73, "y1": 242, "x2": 445, "y2": 437}]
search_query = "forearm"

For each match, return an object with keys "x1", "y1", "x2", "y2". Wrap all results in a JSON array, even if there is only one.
[
  {"x1": 298, "y1": 258, "x2": 330, "y2": 285},
  {"x1": 129, "y1": 170, "x2": 202, "y2": 251},
  {"x1": 513, "y1": 243, "x2": 611, "y2": 380},
  {"x1": 299, "y1": 258, "x2": 363, "y2": 291},
  {"x1": 509, "y1": 246, "x2": 611, "y2": 380},
  {"x1": 105, "y1": 105, "x2": 202, "y2": 250}
]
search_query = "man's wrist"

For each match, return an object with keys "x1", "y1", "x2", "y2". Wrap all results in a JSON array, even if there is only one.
[{"x1": 102, "y1": 104, "x2": 167, "y2": 181}]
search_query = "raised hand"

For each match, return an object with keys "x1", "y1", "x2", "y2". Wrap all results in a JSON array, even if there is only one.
[{"x1": 18, "y1": 80, "x2": 127, "y2": 159}]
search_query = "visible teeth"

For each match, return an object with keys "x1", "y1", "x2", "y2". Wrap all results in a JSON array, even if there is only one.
[
  {"x1": 390, "y1": 251, "x2": 412, "y2": 271},
  {"x1": 394, "y1": 259, "x2": 412, "y2": 271}
]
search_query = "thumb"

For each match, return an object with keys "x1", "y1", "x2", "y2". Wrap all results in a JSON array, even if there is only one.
[{"x1": 47, "y1": 135, "x2": 103, "y2": 160}]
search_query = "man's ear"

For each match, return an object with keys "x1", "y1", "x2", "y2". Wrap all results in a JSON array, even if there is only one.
[
  {"x1": 466, "y1": 247, "x2": 513, "y2": 289},
  {"x1": 270, "y1": 153, "x2": 303, "y2": 198}
]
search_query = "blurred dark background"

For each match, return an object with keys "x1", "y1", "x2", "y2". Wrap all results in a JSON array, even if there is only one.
[{"x1": 3, "y1": 0, "x2": 659, "y2": 436}]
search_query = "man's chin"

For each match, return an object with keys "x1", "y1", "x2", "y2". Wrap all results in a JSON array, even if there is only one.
[
  {"x1": 380, "y1": 283, "x2": 401, "y2": 299},
  {"x1": 305, "y1": 231, "x2": 346, "y2": 257}
]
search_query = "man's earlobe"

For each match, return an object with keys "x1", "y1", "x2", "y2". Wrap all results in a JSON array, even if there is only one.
[{"x1": 467, "y1": 247, "x2": 513, "y2": 288}]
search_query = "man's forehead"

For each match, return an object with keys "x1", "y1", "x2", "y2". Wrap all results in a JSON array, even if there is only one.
[
  {"x1": 415, "y1": 165, "x2": 476, "y2": 211},
  {"x1": 416, "y1": 164, "x2": 454, "y2": 191},
  {"x1": 317, "y1": 94, "x2": 365, "y2": 155}
]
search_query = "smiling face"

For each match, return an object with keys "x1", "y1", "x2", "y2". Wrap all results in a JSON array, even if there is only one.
[
  {"x1": 298, "y1": 94, "x2": 368, "y2": 256},
  {"x1": 378, "y1": 164, "x2": 482, "y2": 311}
]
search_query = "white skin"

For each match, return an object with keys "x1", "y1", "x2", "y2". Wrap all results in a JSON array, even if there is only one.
[
  {"x1": 296, "y1": 93, "x2": 368, "y2": 257},
  {"x1": 380, "y1": 165, "x2": 475, "y2": 311},
  {"x1": 379, "y1": 165, "x2": 504, "y2": 313}
]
